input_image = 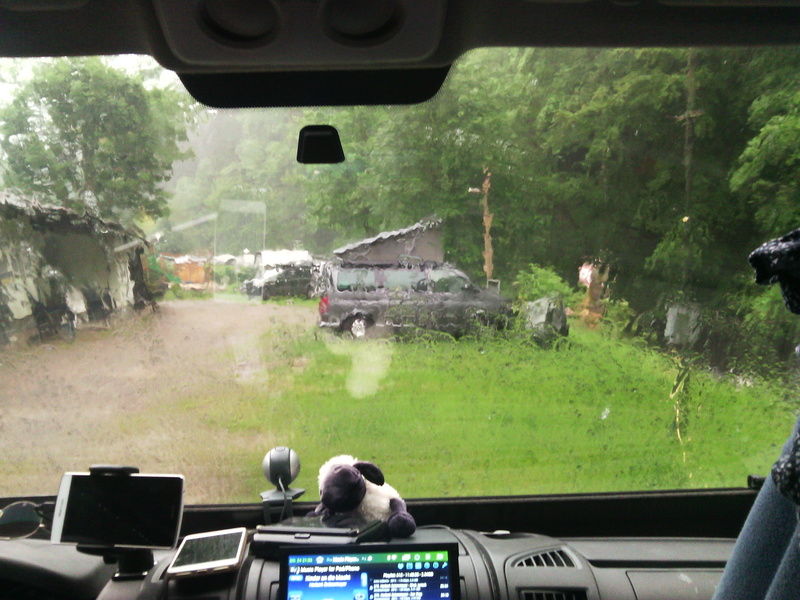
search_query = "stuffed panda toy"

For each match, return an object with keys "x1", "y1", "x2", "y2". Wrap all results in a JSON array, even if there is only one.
[{"x1": 309, "y1": 454, "x2": 416, "y2": 538}]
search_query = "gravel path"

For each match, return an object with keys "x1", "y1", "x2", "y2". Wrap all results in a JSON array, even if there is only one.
[{"x1": 0, "y1": 299, "x2": 317, "y2": 502}]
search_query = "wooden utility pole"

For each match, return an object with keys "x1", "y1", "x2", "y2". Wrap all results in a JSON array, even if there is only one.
[
  {"x1": 677, "y1": 48, "x2": 701, "y2": 289},
  {"x1": 480, "y1": 169, "x2": 494, "y2": 283}
]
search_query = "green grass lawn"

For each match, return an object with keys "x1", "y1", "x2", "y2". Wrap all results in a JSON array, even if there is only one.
[{"x1": 181, "y1": 321, "x2": 797, "y2": 501}]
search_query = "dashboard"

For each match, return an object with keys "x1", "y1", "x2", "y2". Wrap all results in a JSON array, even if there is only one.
[
  {"x1": 1, "y1": 485, "x2": 758, "y2": 600},
  {"x1": 0, "y1": 526, "x2": 733, "y2": 600}
]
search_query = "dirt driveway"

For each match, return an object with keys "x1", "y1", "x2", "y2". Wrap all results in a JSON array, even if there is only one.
[{"x1": 0, "y1": 299, "x2": 317, "y2": 502}]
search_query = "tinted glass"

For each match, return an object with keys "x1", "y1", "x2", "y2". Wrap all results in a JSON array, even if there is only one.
[
  {"x1": 383, "y1": 269, "x2": 426, "y2": 291},
  {"x1": 429, "y1": 270, "x2": 470, "y2": 294},
  {"x1": 336, "y1": 269, "x2": 377, "y2": 292}
]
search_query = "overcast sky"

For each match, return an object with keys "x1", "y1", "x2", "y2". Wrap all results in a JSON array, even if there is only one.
[{"x1": 0, "y1": 54, "x2": 181, "y2": 107}]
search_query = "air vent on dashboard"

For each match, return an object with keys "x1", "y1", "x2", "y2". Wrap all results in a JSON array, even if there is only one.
[
  {"x1": 513, "y1": 549, "x2": 576, "y2": 568},
  {"x1": 519, "y1": 590, "x2": 587, "y2": 600}
]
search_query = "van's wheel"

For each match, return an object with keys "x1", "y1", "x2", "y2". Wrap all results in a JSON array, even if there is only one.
[{"x1": 344, "y1": 316, "x2": 369, "y2": 339}]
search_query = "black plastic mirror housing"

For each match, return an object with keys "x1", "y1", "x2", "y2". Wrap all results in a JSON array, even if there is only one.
[{"x1": 297, "y1": 125, "x2": 345, "y2": 164}]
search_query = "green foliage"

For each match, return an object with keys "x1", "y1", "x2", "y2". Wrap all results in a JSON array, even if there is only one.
[
  {"x1": 723, "y1": 282, "x2": 800, "y2": 377},
  {"x1": 213, "y1": 265, "x2": 236, "y2": 285},
  {"x1": 288, "y1": 47, "x2": 778, "y2": 303},
  {"x1": 150, "y1": 46, "x2": 800, "y2": 374},
  {"x1": 7, "y1": 49, "x2": 800, "y2": 374},
  {"x1": 723, "y1": 49, "x2": 800, "y2": 241},
  {"x1": 147, "y1": 254, "x2": 180, "y2": 284},
  {"x1": 162, "y1": 284, "x2": 211, "y2": 301},
  {"x1": 156, "y1": 46, "x2": 800, "y2": 313},
  {"x1": 212, "y1": 264, "x2": 255, "y2": 285},
  {"x1": 167, "y1": 110, "x2": 316, "y2": 255},
  {"x1": 731, "y1": 95, "x2": 800, "y2": 236},
  {"x1": 144, "y1": 253, "x2": 179, "y2": 298},
  {"x1": 238, "y1": 265, "x2": 256, "y2": 283},
  {"x1": 513, "y1": 263, "x2": 577, "y2": 304},
  {"x1": 0, "y1": 57, "x2": 193, "y2": 223},
  {"x1": 644, "y1": 218, "x2": 711, "y2": 286},
  {"x1": 601, "y1": 299, "x2": 637, "y2": 335}
]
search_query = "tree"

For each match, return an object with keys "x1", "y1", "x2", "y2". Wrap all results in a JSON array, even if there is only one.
[
  {"x1": 166, "y1": 109, "x2": 317, "y2": 255},
  {"x1": 160, "y1": 47, "x2": 800, "y2": 319},
  {"x1": 0, "y1": 57, "x2": 191, "y2": 222},
  {"x1": 295, "y1": 48, "x2": 795, "y2": 306},
  {"x1": 729, "y1": 49, "x2": 800, "y2": 238}
]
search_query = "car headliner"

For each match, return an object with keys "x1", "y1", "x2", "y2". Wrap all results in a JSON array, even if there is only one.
[{"x1": 0, "y1": 0, "x2": 798, "y2": 107}]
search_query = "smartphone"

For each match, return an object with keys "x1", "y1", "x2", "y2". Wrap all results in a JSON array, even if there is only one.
[
  {"x1": 51, "y1": 472, "x2": 184, "y2": 549},
  {"x1": 166, "y1": 527, "x2": 248, "y2": 579}
]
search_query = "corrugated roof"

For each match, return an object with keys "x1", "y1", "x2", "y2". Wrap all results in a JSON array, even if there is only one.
[
  {"x1": 0, "y1": 192, "x2": 146, "y2": 243},
  {"x1": 333, "y1": 219, "x2": 441, "y2": 256}
]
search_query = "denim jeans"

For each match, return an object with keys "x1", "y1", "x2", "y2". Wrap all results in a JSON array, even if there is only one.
[{"x1": 713, "y1": 416, "x2": 800, "y2": 600}]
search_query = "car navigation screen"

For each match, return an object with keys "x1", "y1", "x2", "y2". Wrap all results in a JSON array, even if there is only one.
[{"x1": 280, "y1": 544, "x2": 460, "y2": 600}]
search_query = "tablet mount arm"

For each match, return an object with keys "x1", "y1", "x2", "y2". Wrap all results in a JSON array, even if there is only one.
[{"x1": 75, "y1": 465, "x2": 154, "y2": 581}]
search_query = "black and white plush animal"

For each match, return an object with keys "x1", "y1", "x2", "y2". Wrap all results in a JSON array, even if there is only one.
[{"x1": 308, "y1": 454, "x2": 416, "y2": 538}]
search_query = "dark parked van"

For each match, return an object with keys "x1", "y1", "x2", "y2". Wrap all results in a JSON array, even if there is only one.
[{"x1": 318, "y1": 263, "x2": 512, "y2": 337}]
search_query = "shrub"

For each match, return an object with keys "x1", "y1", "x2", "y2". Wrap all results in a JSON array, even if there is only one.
[{"x1": 513, "y1": 264, "x2": 577, "y2": 303}]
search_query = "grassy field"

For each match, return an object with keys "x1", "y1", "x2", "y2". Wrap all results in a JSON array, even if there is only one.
[{"x1": 171, "y1": 315, "x2": 798, "y2": 501}]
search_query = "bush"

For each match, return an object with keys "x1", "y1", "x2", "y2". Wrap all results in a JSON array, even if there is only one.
[
  {"x1": 715, "y1": 282, "x2": 800, "y2": 377},
  {"x1": 146, "y1": 254, "x2": 180, "y2": 284},
  {"x1": 237, "y1": 265, "x2": 256, "y2": 283},
  {"x1": 213, "y1": 265, "x2": 236, "y2": 285},
  {"x1": 601, "y1": 298, "x2": 637, "y2": 335},
  {"x1": 212, "y1": 264, "x2": 256, "y2": 285},
  {"x1": 513, "y1": 264, "x2": 579, "y2": 308}
]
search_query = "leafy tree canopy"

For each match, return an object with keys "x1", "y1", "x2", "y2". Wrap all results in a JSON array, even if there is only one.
[{"x1": 0, "y1": 57, "x2": 192, "y2": 222}]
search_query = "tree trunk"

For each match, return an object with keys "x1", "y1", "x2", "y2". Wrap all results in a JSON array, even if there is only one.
[
  {"x1": 480, "y1": 169, "x2": 494, "y2": 284},
  {"x1": 682, "y1": 48, "x2": 698, "y2": 288}
]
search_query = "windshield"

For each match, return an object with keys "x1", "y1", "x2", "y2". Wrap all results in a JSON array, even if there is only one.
[
  {"x1": 0, "y1": 48, "x2": 798, "y2": 504},
  {"x1": 429, "y1": 270, "x2": 470, "y2": 294}
]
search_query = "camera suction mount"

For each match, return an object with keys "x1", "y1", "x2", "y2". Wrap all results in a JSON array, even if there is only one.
[{"x1": 260, "y1": 447, "x2": 304, "y2": 523}]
